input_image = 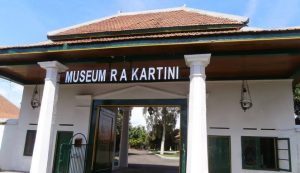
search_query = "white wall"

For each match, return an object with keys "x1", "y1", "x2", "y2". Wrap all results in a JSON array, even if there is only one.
[
  {"x1": 206, "y1": 80, "x2": 297, "y2": 173},
  {"x1": 0, "y1": 123, "x2": 19, "y2": 171},
  {"x1": 0, "y1": 80, "x2": 298, "y2": 173},
  {"x1": 0, "y1": 124, "x2": 4, "y2": 151}
]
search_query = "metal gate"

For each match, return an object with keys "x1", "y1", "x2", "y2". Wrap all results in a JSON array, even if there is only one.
[{"x1": 57, "y1": 133, "x2": 88, "y2": 173}]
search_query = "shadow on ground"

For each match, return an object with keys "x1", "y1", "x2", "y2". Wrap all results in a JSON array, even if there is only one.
[{"x1": 113, "y1": 164, "x2": 178, "y2": 173}]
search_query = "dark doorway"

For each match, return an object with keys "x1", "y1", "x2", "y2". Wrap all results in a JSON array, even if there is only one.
[
  {"x1": 208, "y1": 136, "x2": 231, "y2": 173},
  {"x1": 86, "y1": 99, "x2": 187, "y2": 173},
  {"x1": 53, "y1": 131, "x2": 73, "y2": 173}
]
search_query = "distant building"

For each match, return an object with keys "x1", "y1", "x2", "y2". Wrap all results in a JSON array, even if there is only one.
[
  {"x1": 0, "y1": 95, "x2": 19, "y2": 121},
  {"x1": 0, "y1": 95, "x2": 19, "y2": 172}
]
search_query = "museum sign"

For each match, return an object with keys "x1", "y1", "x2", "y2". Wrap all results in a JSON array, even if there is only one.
[{"x1": 64, "y1": 66, "x2": 180, "y2": 84}]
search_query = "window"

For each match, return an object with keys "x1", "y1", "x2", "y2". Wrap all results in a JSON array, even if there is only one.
[
  {"x1": 241, "y1": 136, "x2": 291, "y2": 172},
  {"x1": 23, "y1": 130, "x2": 36, "y2": 156},
  {"x1": 295, "y1": 116, "x2": 300, "y2": 125}
]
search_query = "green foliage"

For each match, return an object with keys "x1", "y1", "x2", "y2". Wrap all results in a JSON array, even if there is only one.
[
  {"x1": 144, "y1": 107, "x2": 179, "y2": 132},
  {"x1": 129, "y1": 126, "x2": 147, "y2": 149},
  {"x1": 294, "y1": 84, "x2": 300, "y2": 116},
  {"x1": 294, "y1": 85, "x2": 300, "y2": 125},
  {"x1": 144, "y1": 107, "x2": 180, "y2": 150},
  {"x1": 294, "y1": 84, "x2": 300, "y2": 101}
]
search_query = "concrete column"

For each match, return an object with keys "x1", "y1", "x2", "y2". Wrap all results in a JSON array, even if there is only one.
[
  {"x1": 184, "y1": 54, "x2": 211, "y2": 173},
  {"x1": 119, "y1": 108, "x2": 131, "y2": 168},
  {"x1": 30, "y1": 61, "x2": 68, "y2": 173}
]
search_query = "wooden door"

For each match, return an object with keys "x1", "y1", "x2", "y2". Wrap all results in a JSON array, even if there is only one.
[
  {"x1": 94, "y1": 108, "x2": 116, "y2": 173},
  {"x1": 208, "y1": 136, "x2": 231, "y2": 173}
]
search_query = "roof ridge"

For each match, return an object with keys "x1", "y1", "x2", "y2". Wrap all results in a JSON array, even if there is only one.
[{"x1": 47, "y1": 6, "x2": 248, "y2": 37}]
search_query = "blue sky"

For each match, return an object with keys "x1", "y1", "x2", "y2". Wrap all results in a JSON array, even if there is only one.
[
  {"x1": 1, "y1": 0, "x2": 300, "y2": 107},
  {"x1": 1, "y1": 0, "x2": 300, "y2": 46}
]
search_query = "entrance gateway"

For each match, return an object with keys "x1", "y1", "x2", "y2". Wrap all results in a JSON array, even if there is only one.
[
  {"x1": 80, "y1": 99, "x2": 231, "y2": 173},
  {"x1": 86, "y1": 99, "x2": 187, "y2": 173},
  {"x1": 1, "y1": 6, "x2": 299, "y2": 173}
]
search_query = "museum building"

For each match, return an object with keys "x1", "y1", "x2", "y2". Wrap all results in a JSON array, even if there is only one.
[{"x1": 0, "y1": 6, "x2": 300, "y2": 173}]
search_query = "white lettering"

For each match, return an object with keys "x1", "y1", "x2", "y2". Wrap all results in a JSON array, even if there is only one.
[
  {"x1": 120, "y1": 69, "x2": 127, "y2": 81},
  {"x1": 73, "y1": 71, "x2": 79, "y2": 83},
  {"x1": 64, "y1": 66, "x2": 180, "y2": 83},
  {"x1": 131, "y1": 68, "x2": 139, "y2": 81},
  {"x1": 65, "y1": 71, "x2": 73, "y2": 83},
  {"x1": 92, "y1": 70, "x2": 98, "y2": 82},
  {"x1": 168, "y1": 67, "x2": 176, "y2": 80},
  {"x1": 86, "y1": 70, "x2": 92, "y2": 82},
  {"x1": 148, "y1": 67, "x2": 155, "y2": 80},
  {"x1": 79, "y1": 70, "x2": 86, "y2": 83},
  {"x1": 164, "y1": 67, "x2": 167, "y2": 80},
  {"x1": 176, "y1": 66, "x2": 179, "y2": 79},
  {"x1": 156, "y1": 67, "x2": 163, "y2": 80},
  {"x1": 140, "y1": 68, "x2": 147, "y2": 80},
  {"x1": 98, "y1": 70, "x2": 106, "y2": 82},
  {"x1": 110, "y1": 69, "x2": 117, "y2": 81}
]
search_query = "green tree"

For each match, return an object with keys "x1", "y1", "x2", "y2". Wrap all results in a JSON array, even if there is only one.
[
  {"x1": 144, "y1": 107, "x2": 180, "y2": 155},
  {"x1": 294, "y1": 84, "x2": 300, "y2": 124},
  {"x1": 129, "y1": 126, "x2": 147, "y2": 149}
]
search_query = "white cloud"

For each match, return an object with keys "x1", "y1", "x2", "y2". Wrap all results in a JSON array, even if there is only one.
[
  {"x1": 130, "y1": 107, "x2": 181, "y2": 129},
  {"x1": 244, "y1": 0, "x2": 259, "y2": 18},
  {"x1": 130, "y1": 107, "x2": 146, "y2": 127}
]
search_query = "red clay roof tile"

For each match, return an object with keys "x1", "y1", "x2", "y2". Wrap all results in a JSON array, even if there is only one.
[
  {"x1": 0, "y1": 95, "x2": 20, "y2": 119},
  {"x1": 49, "y1": 7, "x2": 248, "y2": 37}
]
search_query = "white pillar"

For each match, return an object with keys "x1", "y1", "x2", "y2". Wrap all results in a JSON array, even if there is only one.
[
  {"x1": 184, "y1": 54, "x2": 211, "y2": 173},
  {"x1": 119, "y1": 108, "x2": 131, "y2": 168},
  {"x1": 30, "y1": 61, "x2": 68, "y2": 173}
]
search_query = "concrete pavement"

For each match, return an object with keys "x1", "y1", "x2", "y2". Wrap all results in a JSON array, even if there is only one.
[
  {"x1": 114, "y1": 149, "x2": 179, "y2": 173},
  {"x1": 1, "y1": 149, "x2": 179, "y2": 173}
]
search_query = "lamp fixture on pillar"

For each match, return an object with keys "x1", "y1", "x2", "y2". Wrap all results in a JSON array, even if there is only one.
[
  {"x1": 148, "y1": 107, "x2": 154, "y2": 115},
  {"x1": 31, "y1": 85, "x2": 41, "y2": 109},
  {"x1": 240, "y1": 80, "x2": 253, "y2": 112}
]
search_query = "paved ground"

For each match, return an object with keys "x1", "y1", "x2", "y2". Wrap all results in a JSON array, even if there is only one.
[
  {"x1": 0, "y1": 149, "x2": 179, "y2": 173},
  {"x1": 113, "y1": 149, "x2": 179, "y2": 173}
]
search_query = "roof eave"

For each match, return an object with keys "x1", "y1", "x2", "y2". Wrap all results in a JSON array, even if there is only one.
[{"x1": 1, "y1": 29, "x2": 300, "y2": 56}]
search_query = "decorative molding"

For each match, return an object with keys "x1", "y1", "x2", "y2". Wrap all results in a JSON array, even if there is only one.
[
  {"x1": 184, "y1": 54, "x2": 211, "y2": 67},
  {"x1": 38, "y1": 61, "x2": 68, "y2": 72},
  {"x1": 93, "y1": 85, "x2": 186, "y2": 99}
]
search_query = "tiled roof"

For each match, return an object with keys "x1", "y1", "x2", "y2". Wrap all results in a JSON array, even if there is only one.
[
  {"x1": 48, "y1": 7, "x2": 248, "y2": 38},
  {"x1": 0, "y1": 95, "x2": 20, "y2": 119},
  {"x1": 1, "y1": 28, "x2": 300, "y2": 49}
]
